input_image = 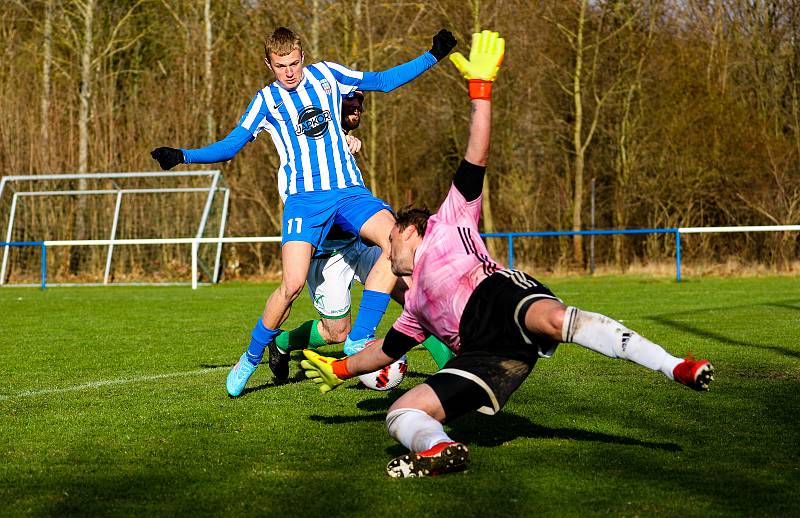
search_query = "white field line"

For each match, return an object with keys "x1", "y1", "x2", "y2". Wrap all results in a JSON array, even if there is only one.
[{"x1": 0, "y1": 366, "x2": 227, "y2": 401}]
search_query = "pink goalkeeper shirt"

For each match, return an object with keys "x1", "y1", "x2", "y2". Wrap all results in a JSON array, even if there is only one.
[{"x1": 392, "y1": 183, "x2": 502, "y2": 354}]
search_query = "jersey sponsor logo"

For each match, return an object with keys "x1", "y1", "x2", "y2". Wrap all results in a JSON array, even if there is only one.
[
  {"x1": 295, "y1": 106, "x2": 332, "y2": 139},
  {"x1": 320, "y1": 79, "x2": 332, "y2": 94}
]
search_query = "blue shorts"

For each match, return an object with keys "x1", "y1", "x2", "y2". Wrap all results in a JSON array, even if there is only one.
[{"x1": 281, "y1": 186, "x2": 393, "y2": 248}]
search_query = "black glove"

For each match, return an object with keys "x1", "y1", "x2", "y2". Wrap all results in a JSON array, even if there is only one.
[
  {"x1": 429, "y1": 29, "x2": 457, "y2": 61},
  {"x1": 150, "y1": 147, "x2": 184, "y2": 171}
]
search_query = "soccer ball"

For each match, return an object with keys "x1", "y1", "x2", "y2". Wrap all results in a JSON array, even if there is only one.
[{"x1": 358, "y1": 355, "x2": 408, "y2": 391}]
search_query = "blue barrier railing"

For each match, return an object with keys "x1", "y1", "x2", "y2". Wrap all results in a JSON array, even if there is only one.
[
  {"x1": 482, "y1": 228, "x2": 682, "y2": 282},
  {"x1": 2, "y1": 229, "x2": 688, "y2": 288},
  {"x1": 0, "y1": 241, "x2": 47, "y2": 289}
]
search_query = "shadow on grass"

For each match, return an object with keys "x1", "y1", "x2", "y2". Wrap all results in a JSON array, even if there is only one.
[
  {"x1": 308, "y1": 413, "x2": 386, "y2": 424},
  {"x1": 380, "y1": 412, "x2": 681, "y2": 457},
  {"x1": 306, "y1": 390, "x2": 408, "y2": 424},
  {"x1": 238, "y1": 375, "x2": 307, "y2": 396},
  {"x1": 309, "y1": 399, "x2": 681, "y2": 454},
  {"x1": 766, "y1": 300, "x2": 800, "y2": 312},
  {"x1": 453, "y1": 411, "x2": 682, "y2": 451},
  {"x1": 233, "y1": 368, "x2": 428, "y2": 398},
  {"x1": 650, "y1": 314, "x2": 800, "y2": 360},
  {"x1": 649, "y1": 297, "x2": 800, "y2": 360}
]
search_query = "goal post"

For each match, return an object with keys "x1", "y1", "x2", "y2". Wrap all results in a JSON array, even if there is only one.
[{"x1": 0, "y1": 171, "x2": 228, "y2": 286}]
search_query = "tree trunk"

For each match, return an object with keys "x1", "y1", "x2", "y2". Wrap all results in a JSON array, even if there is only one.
[
  {"x1": 470, "y1": 0, "x2": 500, "y2": 261},
  {"x1": 78, "y1": 0, "x2": 93, "y2": 177},
  {"x1": 365, "y1": 3, "x2": 378, "y2": 195},
  {"x1": 40, "y1": 0, "x2": 53, "y2": 171},
  {"x1": 570, "y1": 0, "x2": 587, "y2": 266},
  {"x1": 71, "y1": 0, "x2": 95, "y2": 274},
  {"x1": 613, "y1": 84, "x2": 634, "y2": 270},
  {"x1": 204, "y1": 0, "x2": 215, "y2": 142},
  {"x1": 310, "y1": 0, "x2": 320, "y2": 59}
]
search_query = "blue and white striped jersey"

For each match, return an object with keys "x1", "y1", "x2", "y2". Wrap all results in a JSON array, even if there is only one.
[
  {"x1": 238, "y1": 61, "x2": 366, "y2": 198},
  {"x1": 181, "y1": 52, "x2": 438, "y2": 195}
]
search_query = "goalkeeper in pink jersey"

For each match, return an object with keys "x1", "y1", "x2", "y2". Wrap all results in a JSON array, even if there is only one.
[{"x1": 301, "y1": 30, "x2": 715, "y2": 478}]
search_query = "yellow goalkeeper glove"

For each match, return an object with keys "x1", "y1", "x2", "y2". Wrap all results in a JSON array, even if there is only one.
[
  {"x1": 449, "y1": 30, "x2": 505, "y2": 100},
  {"x1": 300, "y1": 349, "x2": 350, "y2": 394}
]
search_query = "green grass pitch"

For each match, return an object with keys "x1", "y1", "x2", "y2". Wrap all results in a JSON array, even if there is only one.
[{"x1": 1, "y1": 276, "x2": 798, "y2": 516}]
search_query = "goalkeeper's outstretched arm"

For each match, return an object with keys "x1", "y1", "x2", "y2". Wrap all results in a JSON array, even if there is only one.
[
  {"x1": 449, "y1": 30, "x2": 504, "y2": 200},
  {"x1": 464, "y1": 100, "x2": 491, "y2": 167},
  {"x1": 301, "y1": 330, "x2": 417, "y2": 393},
  {"x1": 300, "y1": 342, "x2": 392, "y2": 394}
]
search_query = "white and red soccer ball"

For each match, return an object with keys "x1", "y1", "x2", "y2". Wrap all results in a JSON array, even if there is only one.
[{"x1": 358, "y1": 355, "x2": 408, "y2": 391}]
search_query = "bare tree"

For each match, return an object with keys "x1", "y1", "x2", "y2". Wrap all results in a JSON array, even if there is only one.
[
  {"x1": 360, "y1": 0, "x2": 427, "y2": 198},
  {"x1": 469, "y1": 0, "x2": 500, "y2": 260},
  {"x1": 76, "y1": 0, "x2": 94, "y2": 178},
  {"x1": 41, "y1": 0, "x2": 53, "y2": 170},
  {"x1": 204, "y1": 0, "x2": 215, "y2": 142},
  {"x1": 2, "y1": 0, "x2": 799, "y2": 279},
  {"x1": 311, "y1": 0, "x2": 321, "y2": 58},
  {"x1": 609, "y1": 0, "x2": 659, "y2": 269},
  {"x1": 59, "y1": 0, "x2": 145, "y2": 273},
  {"x1": 545, "y1": 0, "x2": 638, "y2": 266}
]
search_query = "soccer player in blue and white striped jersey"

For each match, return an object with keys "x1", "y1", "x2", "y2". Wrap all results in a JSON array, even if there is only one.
[{"x1": 151, "y1": 27, "x2": 457, "y2": 396}]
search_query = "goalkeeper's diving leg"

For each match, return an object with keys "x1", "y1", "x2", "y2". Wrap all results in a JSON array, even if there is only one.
[{"x1": 528, "y1": 299, "x2": 715, "y2": 391}]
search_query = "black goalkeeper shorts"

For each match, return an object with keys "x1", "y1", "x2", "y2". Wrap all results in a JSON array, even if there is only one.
[{"x1": 425, "y1": 269, "x2": 562, "y2": 421}]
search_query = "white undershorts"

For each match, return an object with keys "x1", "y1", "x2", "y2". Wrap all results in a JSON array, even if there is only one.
[{"x1": 307, "y1": 240, "x2": 382, "y2": 318}]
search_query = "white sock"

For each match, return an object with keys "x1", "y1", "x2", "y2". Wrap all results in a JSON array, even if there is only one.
[
  {"x1": 385, "y1": 408, "x2": 452, "y2": 452},
  {"x1": 561, "y1": 307, "x2": 682, "y2": 379}
]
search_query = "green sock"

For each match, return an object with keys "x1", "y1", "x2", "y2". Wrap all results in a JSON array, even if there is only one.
[
  {"x1": 421, "y1": 336, "x2": 456, "y2": 369},
  {"x1": 307, "y1": 321, "x2": 328, "y2": 350},
  {"x1": 275, "y1": 320, "x2": 329, "y2": 352}
]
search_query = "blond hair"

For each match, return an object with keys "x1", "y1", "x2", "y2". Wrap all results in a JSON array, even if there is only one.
[{"x1": 265, "y1": 27, "x2": 303, "y2": 62}]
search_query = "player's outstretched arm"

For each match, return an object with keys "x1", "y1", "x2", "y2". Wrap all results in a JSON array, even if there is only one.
[
  {"x1": 183, "y1": 126, "x2": 254, "y2": 165},
  {"x1": 450, "y1": 30, "x2": 504, "y2": 167},
  {"x1": 300, "y1": 335, "x2": 410, "y2": 394},
  {"x1": 356, "y1": 29, "x2": 456, "y2": 93},
  {"x1": 437, "y1": 30, "x2": 504, "y2": 203},
  {"x1": 150, "y1": 126, "x2": 254, "y2": 171}
]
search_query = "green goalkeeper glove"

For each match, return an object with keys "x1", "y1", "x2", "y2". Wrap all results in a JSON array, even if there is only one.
[
  {"x1": 300, "y1": 350, "x2": 349, "y2": 394},
  {"x1": 449, "y1": 30, "x2": 505, "y2": 100}
]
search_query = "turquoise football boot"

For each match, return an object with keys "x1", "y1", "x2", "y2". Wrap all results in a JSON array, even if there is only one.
[
  {"x1": 343, "y1": 336, "x2": 370, "y2": 356},
  {"x1": 226, "y1": 353, "x2": 259, "y2": 397}
]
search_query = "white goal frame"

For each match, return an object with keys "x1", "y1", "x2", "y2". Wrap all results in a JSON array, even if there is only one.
[{"x1": 0, "y1": 171, "x2": 229, "y2": 286}]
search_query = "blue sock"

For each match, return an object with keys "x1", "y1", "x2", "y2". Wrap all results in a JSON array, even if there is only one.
[
  {"x1": 246, "y1": 319, "x2": 280, "y2": 365},
  {"x1": 349, "y1": 290, "x2": 391, "y2": 341}
]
